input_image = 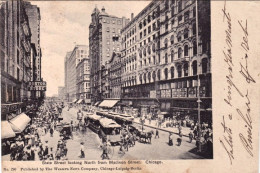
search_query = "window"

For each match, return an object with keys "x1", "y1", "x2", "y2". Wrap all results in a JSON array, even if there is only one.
[
  {"x1": 202, "y1": 58, "x2": 208, "y2": 73},
  {"x1": 178, "y1": 1, "x2": 182, "y2": 12},
  {"x1": 157, "y1": 70, "x2": 161, "y2": 80},
  {"x1": 144, "y1": 19, "x2": 147, "y2": 26},
  {"x1": 178, "y1": 35, "x2": 182, "y2": 42},
  {"x1": 117, "y1": 20, "x2": 121, "y2": 25},
  {"x1": 143, "y1": 49, "x2": 146, "y2": 56},
  {"x1": 153, "y1": 56, "x2": 156, "y2": 64},
  {"x1": 164, "y1": 38, "x2": 168, "y2": 48},
  {"x1": 165, "y1": 23, "x2": 168, "y2": 30},
  {"x1": 112, "y1": 28, "x2": 115, "y2": 33},
  {"x1": 184, "y1": 11, "x2": 189, "y2": 22},
  {"x1": 153, "y1": 22, "x2": 156, "y2": 30},
  {"x1": 152, "y1": 71, "x2": 156, "y2": 81},
  {"x1": 192, "y1": 61, "x2": 197, "y2": 75},
  {"x1": 184, "y1": 63, "x2": 189, "y2": 76},
  {"x1": 107, "y1": 27, "x2": 110, "y2": 32},
  {"x1": 171, "y1": 6, "x2": 175, "y2": 17},
  {"x1": 170, "y1": 35, "x2": 174, "y2": 44},
  {"x1": 171, "y1": 50, "x2": 174, "y2": 61},
  {"x1": 193, "y1": 23, "x2": 196, "y2": 35},
  {"x1": 139, "y1": 22, "x2": 142, "y2": 29},
  {"x1": 139, "y1": 75, "x2": 142, "y2": 84},
  {"x1": 140, "y1": 32, "x2": 142, "y2": 39},
  {"x1": 148, "y1": 37, "x2": 151, "y2": 42},
  {"x1": 177, "y1": 65, "x2": 182, "y2": 77},
  {"x1": 171, "y1": 67, "x2": 174, "y2": 78},
  {"x1": 148, "y1": 26, "x2": 151, "y2": 33},
  {"x1": 193, "y1": 7, "x2": 196, "y2": 17},
  {"x1": 178, "y1": 15, "x2": 182, "y2": 24},
  {"x1": 178, "y1": 48, "x2": 182, "y2": 58},
  {"x1": 165, "y1": 53, "x2": 168, "y2": 64},
  {"x1": 164, "y1": 68, "x2": 168, "y2": 80},
  {"x1": 148, "y1": 46, "x2": 151, "y2": 54},
  {"x1": 148, "y1": 72, "x2": 151, "y2": 82},
  {"x1": 144, "y1": 40, "x2": 146, "y2": 45},
  {"x1": 184, "y1": 28, "x2": 189, "y2": 39},
  {"x1": 144, "y1": 73, "x2": 146, "y2": 83},
  {"x1": 193, "y1": 41, "x2": 197, "y2": 55},
  {"x1": 112, "y1": 19, "x2": 115, "y2": 24},
  {"x1": 152, "y1": 44, "x2": 155, "y2": 52},
  {"x1": 144, "y1": 29, "x2": 147, "y2": 36},
  {"x1": 184, "y1": 45, "x2": 189, "y2": 56}
]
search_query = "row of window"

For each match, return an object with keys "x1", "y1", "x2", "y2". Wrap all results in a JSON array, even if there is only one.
[{"x1": 103, "y1": 18, "x2": 122, "y2": 25}]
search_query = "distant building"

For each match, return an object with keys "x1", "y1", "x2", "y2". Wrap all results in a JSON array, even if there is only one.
[
  {"x1": 107, "y1": 52, "x2": 122, "y2": 99},
  {"x1": 58, "y1": 86, "x2": 65, "y2": 100},
  {"x1": 76, "y1": 57, "x2": 91, "y2": 104},
  {"x1": 64, "y1": 45, "x2": 88, "y2": 102},
  {"x1": 89, "y1": 6, "x2": 130, "y2": 103}
]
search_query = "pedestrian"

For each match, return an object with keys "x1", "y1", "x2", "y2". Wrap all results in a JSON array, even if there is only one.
[
  {"x1": 189, "y1": 131, "x2": 194, "y2": 143},
  {"x1": 169, "y1": 133, "x2": 173, "y2": 146},
  {"x1": 55, "y1": 148, "x2": 61, "y2": 160},
  {"x1": 50, "y1": 127, "x2": 54, "y2": 137},
  {"x1": 177, "y1": 133, "x2": 183, "y2": 146},
  {"x1": 80, "y1": 142, "x2": 85, "y2": 158},
  {"x1": 155, "y1": 128, "x2": 159, "y2": 139}
]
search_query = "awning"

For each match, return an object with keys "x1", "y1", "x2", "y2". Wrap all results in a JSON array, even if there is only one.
[
  {"x1": 72, "y1": 99, "x2": 78, "y2": 103},
  {"x1": 9, "y1": 113, "x2": 31, "y2": 133},
  {"x1": 98, "y1": 100, "x2": 119, "y2": 108},
  {"x1": 1, "y1": 121, "x2": 16, "y2": 139},
  {"x1": 77, "y1": 99, "x2": 83, "y2": 104}
]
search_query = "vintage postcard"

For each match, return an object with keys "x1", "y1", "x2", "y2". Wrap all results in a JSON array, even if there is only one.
[{"x1": 1, "y1": 0, "x2": 259, "y2": 172}]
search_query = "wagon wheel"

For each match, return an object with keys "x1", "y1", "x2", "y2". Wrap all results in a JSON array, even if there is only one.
[{"x1": 107, "y1": 146, "x2": 114, "y2": 159}]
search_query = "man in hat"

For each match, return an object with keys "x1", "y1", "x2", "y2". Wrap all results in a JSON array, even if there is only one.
[{"x1": 80, "y1": 142, "x2": 85, "y2": 158}]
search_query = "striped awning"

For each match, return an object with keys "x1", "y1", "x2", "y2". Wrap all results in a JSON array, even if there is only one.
[
  {"x1": 9, "y1": 113, "x2": 31, "y2": 133},
  {"x1": 98, "y1": 100, "x2": 119, "y2": 108}
]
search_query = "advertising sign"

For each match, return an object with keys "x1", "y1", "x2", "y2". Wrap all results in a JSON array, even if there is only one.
[{"x1": 27, "y1": 81, "x2": 47, "y2": 91}]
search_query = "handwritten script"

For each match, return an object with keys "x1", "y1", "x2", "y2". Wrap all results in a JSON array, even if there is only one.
[{"x1": 219, "y1": 0, "x2": 256, "y2": 165}]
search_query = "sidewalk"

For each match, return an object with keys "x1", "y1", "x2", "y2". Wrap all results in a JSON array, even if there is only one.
[{"x1": 133, "y1": 118, "x2": 192, "y2": 138}]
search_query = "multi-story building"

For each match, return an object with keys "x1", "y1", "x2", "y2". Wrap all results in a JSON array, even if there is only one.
[
  {"x1": 64, "y1": 45, "x2": 88, "y2": 102},
  {"x1": 24, "y1": 2, "x2": 44, "y2": 99},
  {"x1": 0, "y1": 0, "x2": 33, "y2": 119},
  {"x1": 58, "y1": 86, "x2": 65, "y2": 100},
  {"x1": 64, "y1": 51, "x2": 71, "y2": 102},
  {"x1": 89, "y1": 6, "x2": 129, "y2": 103},
  {"x1": 121, "y1": 0, "x2": 211, "y2": 122},
  {"x1": 107, "y1": 52, "x2": 122, "y2": 99},
  {"x1": 76, "y1": 57, "x2": 91, "y2": 104}
]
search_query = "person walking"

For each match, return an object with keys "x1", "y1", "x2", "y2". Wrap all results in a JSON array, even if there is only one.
[
  {"x1": 169, "y1": 133, "x2": 173, "y2": 146},
  {"x1": 50, "y1": 127, "x2": 54, "y2": 137},
  {"x1": 189, "y1": 131, "x2": 194, "y2": 143},
  {"x1": 80, "y1": 142, "x2": 85, "y2": 158},
  {"x1": 177, "y1": 133, "x2": 183, "y2": 146},
  {"x1": 155, "y1": 128, "x2": 159, "y2": 139}
]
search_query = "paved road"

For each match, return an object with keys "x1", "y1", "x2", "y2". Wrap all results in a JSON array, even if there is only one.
[{"x1": 55, "y1": 107, "x2": 204, "y2": 160}]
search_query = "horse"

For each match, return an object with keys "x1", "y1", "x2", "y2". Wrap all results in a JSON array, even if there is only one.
[{"x1": 138, "y1": 130, "x2": 154, "y2": 144}]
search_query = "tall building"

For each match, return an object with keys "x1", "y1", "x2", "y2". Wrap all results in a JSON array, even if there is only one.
[
  {"x1": 64, "y1": 45, "x2": 88, "y2": 102},
  {"x1": 121, "y1": 0, "x2": 211, "y2": 122},
  {"x1": 0, "y1": 0, "x2": 33, "y2": 119},
  {"x1": 76, "y1": 57, "x2": 91, "y2": 104},
  {"x1": 89, "y1": 6, "x2": 130, "y2": 103},
  {"x1": 24, "y1": 2, "x2": 44, "y2": 98},
  {"x1": 58, "y1": 86, "x2": 65, "y2": 100}
]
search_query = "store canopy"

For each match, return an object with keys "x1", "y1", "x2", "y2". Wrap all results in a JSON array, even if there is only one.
[
  {"x1": 77, "y1": 99, "x2": 83, "y2": 104},
  {"x1": 9, "y1": 113, "x2": 31, "y2": 133},
  {"x1": 98, "y1": 100, "x2": 119, "y2": 108},
  {"x1": 99, "y1": 118, "x2": 121, "y2": 128},
  {"x1": 72, "y1": 99, "x2": 78, "y2": 103},
  {"x1": 1, "y1": 121, "x2": 16, "y2": 139}
]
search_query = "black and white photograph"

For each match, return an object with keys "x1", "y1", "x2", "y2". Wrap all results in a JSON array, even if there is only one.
[{"x1": 1, "y1": 0, "x2": 212, "y2": 161}]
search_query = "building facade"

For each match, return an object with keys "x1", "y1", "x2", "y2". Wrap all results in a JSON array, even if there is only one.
[
  {"x1": 107, "y1": 52, "x2": 122, "y2": 99},
  {"x1": 76, "y1": 57, "x2": 91, "y2": 103},
  {"x1": 0, "y1": 0, "x2": 43, "y2": 119},
  {"x1": 89, "y1": 6, "x2": 129, "y2": 103},
  {"x1": 121, "y1": 0, "x2": 211, "y2": 122},
  {"x1": 58, "y1": 86, "x2": 65, "y2": 100},
  {"x1": 64, "y1": 45, "x2": 88, "y2": 102}
]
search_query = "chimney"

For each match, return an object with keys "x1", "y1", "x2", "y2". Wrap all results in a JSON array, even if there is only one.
[{"x1": 131, "y1": 13, "x2": 134, "y2": 21}]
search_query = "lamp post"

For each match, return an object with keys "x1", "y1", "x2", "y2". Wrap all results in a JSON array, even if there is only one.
[{"x1": 196, "y1": 0, "x2": 202, "y2": 153}]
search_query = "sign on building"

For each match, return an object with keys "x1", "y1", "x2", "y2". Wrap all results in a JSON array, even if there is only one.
[{"x1": 27, "y1": 81, "x2": 47, "y2": 91}]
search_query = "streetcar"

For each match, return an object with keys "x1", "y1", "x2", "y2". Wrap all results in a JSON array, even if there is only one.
[
  {"x1": 85, "y1": 114, "x2": 102, "y2": 133},
  {"x1": 98, "y1": 118, "x2": 121, "y2": 146}
]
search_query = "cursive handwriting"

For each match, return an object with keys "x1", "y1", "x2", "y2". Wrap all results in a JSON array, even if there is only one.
[
  {"x1": 238, "y1": 20, "x2": 256, "y2": 84},
  {"x1": 237, "y1": 90, "x2": 253, "y2": 157},
  {"x1": 220, "y1": 115, "x2": 234, "y2": 165}
]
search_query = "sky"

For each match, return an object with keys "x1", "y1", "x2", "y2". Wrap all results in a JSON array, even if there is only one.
[{"x1": 31, "y1": 1, "x2": 151, "y2": 97}]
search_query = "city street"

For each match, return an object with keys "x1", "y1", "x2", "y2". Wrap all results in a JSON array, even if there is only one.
[{"x1": 39, "y1": 107, "x2": 204, "y2": 160}]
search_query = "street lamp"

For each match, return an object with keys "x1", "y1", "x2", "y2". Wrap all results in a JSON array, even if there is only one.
[{"x1": 196, "y1": 0, "x2": 202, "y2": 153}]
